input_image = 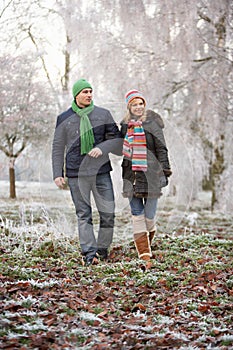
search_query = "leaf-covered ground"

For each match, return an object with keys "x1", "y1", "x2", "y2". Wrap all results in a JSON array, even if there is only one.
[{"x1": 0, "y1": 187, "x2": 233, "y2": 349}]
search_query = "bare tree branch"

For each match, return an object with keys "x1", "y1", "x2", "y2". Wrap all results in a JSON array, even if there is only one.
[{"x1": 0, "y1": 0, "x2": 14, "y2": 19}]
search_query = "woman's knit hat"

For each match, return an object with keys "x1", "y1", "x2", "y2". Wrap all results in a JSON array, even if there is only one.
[
  {"x1": 125, "y1": 89, "x2": 146, "y2": 107},
  {"x1": 72, "y1": 79, "x2": 92, "y2": 97}
]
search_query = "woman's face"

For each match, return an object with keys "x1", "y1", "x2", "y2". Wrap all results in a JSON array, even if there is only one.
[{"x1": 129, "y1": 98, "x2": 145, "y2": 118}]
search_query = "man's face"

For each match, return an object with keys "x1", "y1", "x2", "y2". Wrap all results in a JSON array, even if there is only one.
[{"x1": 75, "y1": 88, "x2": 92, "y2": 108}]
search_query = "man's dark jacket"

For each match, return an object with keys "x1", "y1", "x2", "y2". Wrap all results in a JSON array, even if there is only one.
[{"x1": 52, "y1": 106, "x2": 122, "y2": 179}]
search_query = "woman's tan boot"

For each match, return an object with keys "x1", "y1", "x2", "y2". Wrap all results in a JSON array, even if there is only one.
[
  {"x1": 149, "y1": 231, "x2": 155, "y2": 246},
  {"x1": 132, "y1": 215, "x2": 152, "y2": 268},
  {"x1": 134, "y1": 232, "x2": 151, "y2": 261},
  {"x1": 145, "y1": 218, "x2": 157, "y2": 246}
]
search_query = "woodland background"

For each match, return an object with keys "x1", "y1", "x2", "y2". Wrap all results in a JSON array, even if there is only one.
[
  {"x1": 0, "y1": 0, "x2": 233, "y2": 213},
  {"x1": 0, "y1": 2, "x2": 233, "y2": 349}
]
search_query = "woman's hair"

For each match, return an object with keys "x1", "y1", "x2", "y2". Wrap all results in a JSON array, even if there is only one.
[{"x1": 123, "y1": 108, "x2": 165, "y2": 128}]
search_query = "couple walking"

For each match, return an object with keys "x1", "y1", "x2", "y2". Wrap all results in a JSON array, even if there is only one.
[{"x1": 52, "y1": 79, "x2": 172, "y2": 267}]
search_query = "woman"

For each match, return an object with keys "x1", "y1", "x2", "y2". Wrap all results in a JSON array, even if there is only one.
[{"x1": 121, "y1": 89, "x2": 172, "y2": 267}]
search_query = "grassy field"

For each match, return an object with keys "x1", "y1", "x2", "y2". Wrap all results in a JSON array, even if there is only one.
[{"x1": 0, "y1": 182, "x2": 232, "y2": 349}]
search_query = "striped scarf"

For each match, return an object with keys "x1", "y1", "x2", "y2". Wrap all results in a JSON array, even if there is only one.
[{"x1": 122, "y1": 120, "x2": 147, "y2": 171}]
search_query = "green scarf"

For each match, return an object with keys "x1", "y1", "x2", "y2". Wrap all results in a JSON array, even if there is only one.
[{"x1": 72, "y1": 100, "x2": 95, "y2": 155}]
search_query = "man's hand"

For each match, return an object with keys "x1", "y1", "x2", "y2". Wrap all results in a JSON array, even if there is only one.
[
  {"x1": 88, "y1": 147, "x2": 103, "y2": 158},
  {"x1": 54, "y1": 177, "x2": 66, "y2": 189}
]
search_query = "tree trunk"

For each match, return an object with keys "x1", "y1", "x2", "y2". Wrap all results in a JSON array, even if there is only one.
[{"x1": 9, "y1": 158, "x2": 16, "y2": 199}]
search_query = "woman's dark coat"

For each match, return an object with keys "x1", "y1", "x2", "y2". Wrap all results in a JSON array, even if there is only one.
[{"x1": 120, "y1": 110, "x2": 172, "y2": 198}]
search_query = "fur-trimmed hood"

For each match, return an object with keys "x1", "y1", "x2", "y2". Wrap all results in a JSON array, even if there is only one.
[{"x1": 146, "y1": 109, "x2": 164, "y2": 128}]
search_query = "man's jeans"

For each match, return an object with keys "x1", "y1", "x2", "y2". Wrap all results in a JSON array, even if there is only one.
[
  {"x1": 68, "y1": 173, "x2": 115, "y2": 257},
  {"x1": 129, "y1": 197, "x2": 158, "y2": 220}
]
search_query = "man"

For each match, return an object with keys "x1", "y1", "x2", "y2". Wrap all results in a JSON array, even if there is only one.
[{"x1": 52, "y1": 79, "x2": 122, "y2": 266}]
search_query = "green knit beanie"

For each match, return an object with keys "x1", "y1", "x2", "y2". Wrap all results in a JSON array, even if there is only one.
[{"x1": 72, "y1": 79, "x2": 92, "y2": 97}]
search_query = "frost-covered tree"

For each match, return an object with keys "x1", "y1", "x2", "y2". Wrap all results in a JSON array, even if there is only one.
[
  {"x1": 1, "y1": 0, "x2": 232, "y2": 213},
  {"x1": 0, "y1": 54, "x2": 56, "y2": 198},
  {"x1": 1, "y1": 0, "x2": 69, "y2": 107},
  {"x1": 187, "y1": 0, "x2": 233, "y2": 211},
  {"x1": 211, "y1": 0, "x2": 233, "y2": 213}
]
